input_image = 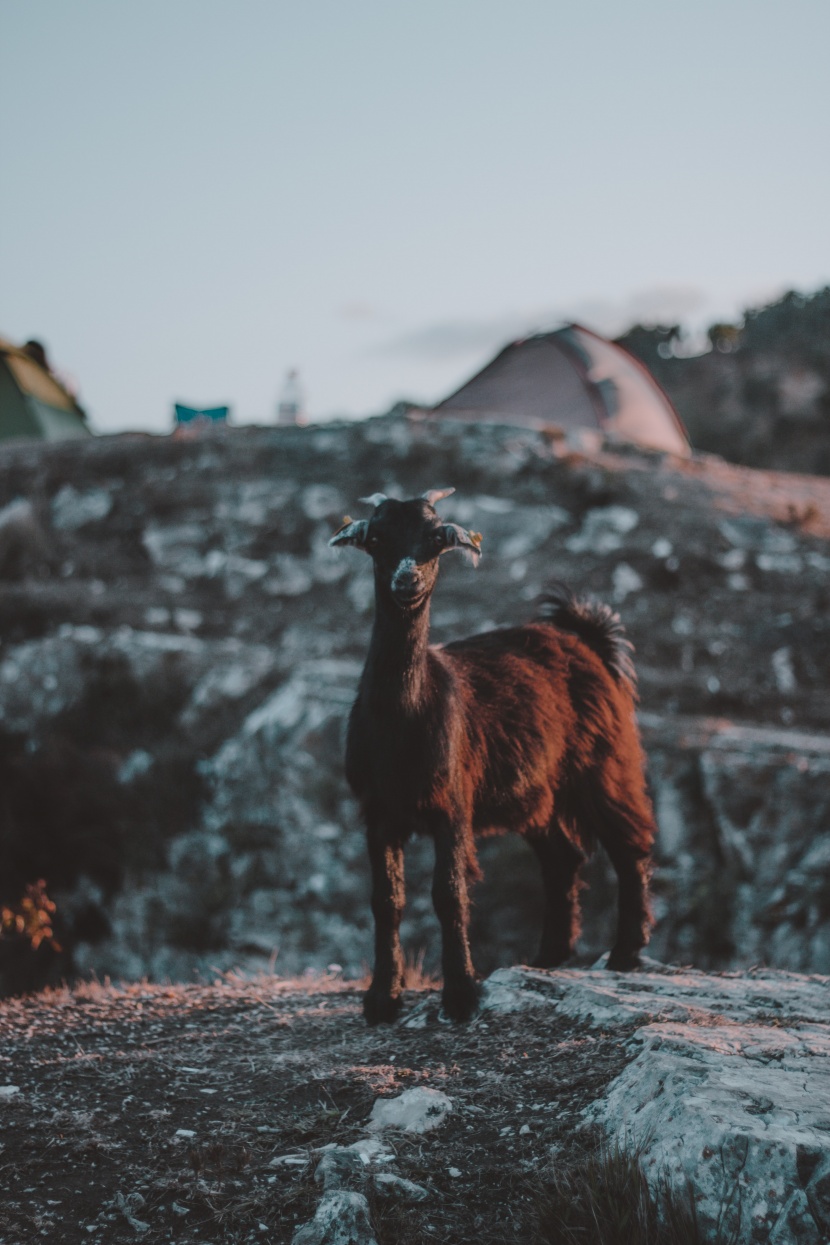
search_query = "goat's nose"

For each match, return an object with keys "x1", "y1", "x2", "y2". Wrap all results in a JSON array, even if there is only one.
[{"x1": 391, "y1": 557, "x2": 420, "y2": 593}]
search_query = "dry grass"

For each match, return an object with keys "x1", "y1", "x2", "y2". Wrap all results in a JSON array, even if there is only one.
[
  {"x1": 0, "y1": 965, "x2": 359, "y2": 1017},
  {"x1": 366, "y1": 1138, "x2": 726, "y2": 1245},
  {"x1": 530, "y1": 1143, "x2": 718, "y2": 1245},
  {"x1": 402, "y1": 948, "x2": 442, "y2": 991}
]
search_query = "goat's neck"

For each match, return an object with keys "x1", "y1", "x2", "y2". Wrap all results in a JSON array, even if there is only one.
[{"x1": 364, "y1": 589, "x2": 432, "y2": 711}]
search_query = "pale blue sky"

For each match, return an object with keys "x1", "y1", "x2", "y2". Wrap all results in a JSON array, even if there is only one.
[{"x1": 2, "y1": 0, "x2": 828, "y2": 433}]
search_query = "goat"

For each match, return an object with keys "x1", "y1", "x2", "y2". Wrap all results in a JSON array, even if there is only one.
[{"x1": 330, "y1": 489, "x2": 656, "y2": 1024}]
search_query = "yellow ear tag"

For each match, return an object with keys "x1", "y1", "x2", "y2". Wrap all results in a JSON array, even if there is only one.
[
  {"x1": 469, "y1": 531, "x2": 483, "y2": 548},
  {"x1": 332, "y1": 516, "x2": 353, "y2": 536}
]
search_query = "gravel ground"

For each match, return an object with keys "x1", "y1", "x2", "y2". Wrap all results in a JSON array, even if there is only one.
[{"x1": 0, "y1": 973, "x2": 635, "y2": 1245}]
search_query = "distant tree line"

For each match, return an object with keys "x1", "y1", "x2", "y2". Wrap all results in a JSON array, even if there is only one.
[{"x1": 617, "y1": 287, "x2": 830, "y2": 476}]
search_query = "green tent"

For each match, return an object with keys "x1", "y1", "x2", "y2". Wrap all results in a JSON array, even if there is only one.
[{"x1": 0, "y1": 337, "x2": 91, "y2": 443}]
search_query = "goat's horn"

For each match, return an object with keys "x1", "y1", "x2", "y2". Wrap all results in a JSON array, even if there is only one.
[
  {"x1": 358, "y1": 493, "x2": 388, "y2": 507},
  {"x1": 422, "y1": 487, "x2": 455, "y2": 505}
]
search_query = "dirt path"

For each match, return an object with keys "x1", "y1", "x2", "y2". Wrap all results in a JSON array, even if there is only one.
[{"x1": 0, "y1": 974, "x2": 634, "y2": 1245}]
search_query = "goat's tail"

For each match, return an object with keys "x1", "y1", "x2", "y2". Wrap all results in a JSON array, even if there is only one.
[{"x1": 537, "y1": 582, "x2": 638, "y2": 696}]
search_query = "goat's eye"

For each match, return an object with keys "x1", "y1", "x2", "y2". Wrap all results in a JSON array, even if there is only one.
[
  {"x1": 431, "y1": 532, "x2": 445, "y2": 551},
  {"x1": 366, "y1": 534, "x2": 380, "y2": 550}
]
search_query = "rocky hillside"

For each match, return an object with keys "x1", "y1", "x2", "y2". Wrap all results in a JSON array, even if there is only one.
[
  {"x1": 0, "y1": 415, "x2": 829, "y2": 994},
  {"x1": 618, "y1": 286, "x2": 830, "y2": 475},
  {"x1": 1, "y1": 964, "x2": 828, "y2": 1244}
]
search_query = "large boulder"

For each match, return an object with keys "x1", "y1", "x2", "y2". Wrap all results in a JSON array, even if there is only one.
[
  {"x1": 498, "y1": 964, "x2": 830, "y2": 1245},
  {"x1": 0, "y1": 416, "x2": 828, "y2": 992}
]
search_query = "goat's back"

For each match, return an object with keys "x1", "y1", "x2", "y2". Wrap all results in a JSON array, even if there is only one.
[{"x1": 440, "y1": 622, "x2": 643, "y2": 835}]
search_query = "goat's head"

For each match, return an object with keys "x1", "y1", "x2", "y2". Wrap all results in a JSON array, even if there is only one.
[{"x1": 330, "y1": 488, "x2": 482, "y2": 611}]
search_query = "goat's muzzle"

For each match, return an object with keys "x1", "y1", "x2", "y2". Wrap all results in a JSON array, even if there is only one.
[{"x1": 390, "y1": 559, "x2": 428, "y2": 609}]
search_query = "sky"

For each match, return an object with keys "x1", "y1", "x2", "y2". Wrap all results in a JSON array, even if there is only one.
[{"x1": 2, "y1": 0, "x2": 829, "y2": 434}]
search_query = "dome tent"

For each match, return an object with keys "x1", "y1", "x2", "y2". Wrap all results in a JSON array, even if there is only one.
[
  {"x1": 429, "y1": 324, "x2": 689, "y2": 456},
  {"x1": 0, "y1": 337, "x2": 91, "y2": 444}
]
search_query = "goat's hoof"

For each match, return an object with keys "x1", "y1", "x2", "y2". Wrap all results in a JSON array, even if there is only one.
[
  {"x1": 606, "y1": 948, "x2": 643, "y2": 972},
  {"x1": 363, "y1": 988, "x2": 403, "y2": 1026},
  {"x1": 441, "y1": 979, "x2": 482, "y2": 1023}
]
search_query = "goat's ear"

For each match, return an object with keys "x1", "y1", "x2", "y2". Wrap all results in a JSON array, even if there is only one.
[
  {"x1": 329, "y1": 517, "x2": 369, "y2": 549},
  {"x1": 440, "y1": 524, "x2": 483, "y2": 566}
]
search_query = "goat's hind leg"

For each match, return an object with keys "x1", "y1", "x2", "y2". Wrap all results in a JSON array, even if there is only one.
[
  {"x1": 586, "y1": 777, "x2": 655, "y2": 972},
  {"x1": 364, "y1": 822, "x2": 406, "y2": 1025},
  {"x1": 529, "y1": 827, "x2": 584, "y2": 968},
  {"x1": 604, "y1": 839, "x2": 653, "y2": 971}
]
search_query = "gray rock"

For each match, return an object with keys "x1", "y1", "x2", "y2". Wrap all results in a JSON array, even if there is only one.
[
  {"x1": 371, "y1": 1172, "x2": 429, "y2": 1201},
  {"x1": 315, "y1": 1148, "x2": 366, "y2": 1192},
  {"x1": 292, "y1": 1190, "x2": 377, "y2": 1245},
  {"x1": 1, "y1": 415, "x2": 830, "y2": 994},
  {"x1": 565, "y1": 505, "x2": 639, "y2": 554},
  {"x1": 368, "y1": 1087, "x2": 453, "y2": 1134},
  {"x1": 51, "y1": 485, "x2": 113, "y2": 530},
  {"x1": 481, "y1": 964, "x2": 830, "y2": 1245}
]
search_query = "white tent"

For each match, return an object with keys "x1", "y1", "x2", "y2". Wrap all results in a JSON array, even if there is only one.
[{"x1": 430, "y1": 324, "x2": 689, "y2": 456}]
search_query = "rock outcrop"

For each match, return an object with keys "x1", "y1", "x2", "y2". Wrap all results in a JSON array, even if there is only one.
[
  {"x1": 480, "y1": 964, "x2": 830, "y2": 1245},
  {"x1": 0, "y1": 416, "x2": 828, "y2": 993},
  {"x1": 283, "y1": 964, "x2": 830, "y2": 1245}
]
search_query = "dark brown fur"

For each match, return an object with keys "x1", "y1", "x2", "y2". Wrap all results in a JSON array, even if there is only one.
[{"x1": 332, "y1": 496, "x2": 656, "y2": 1023}]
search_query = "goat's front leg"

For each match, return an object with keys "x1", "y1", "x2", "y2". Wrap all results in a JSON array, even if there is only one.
[
  {"x1": 364, "y1": 825, "x2": 406, "y2": 1025},
  {"x1": 432, "y1": 821, "x2": 481, "y2": 1022}
]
